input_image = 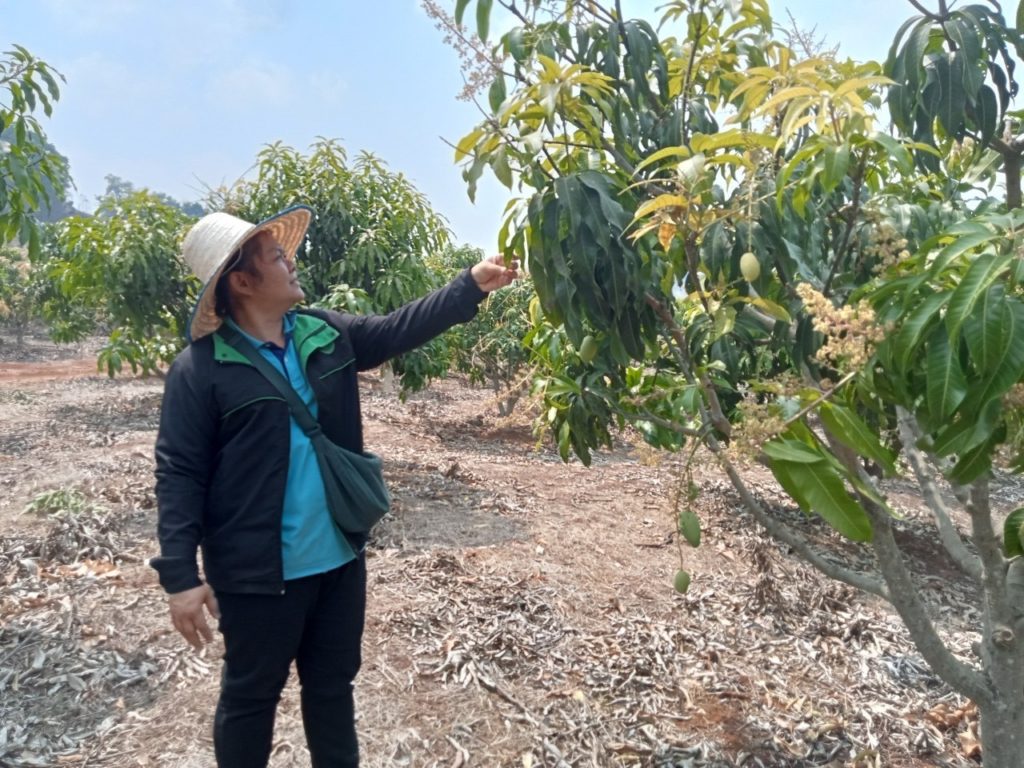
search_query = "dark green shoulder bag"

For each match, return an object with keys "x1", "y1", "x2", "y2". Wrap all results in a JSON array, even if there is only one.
[{"x1": 219, "y1": 327, "x2": 391, "y2": 534}]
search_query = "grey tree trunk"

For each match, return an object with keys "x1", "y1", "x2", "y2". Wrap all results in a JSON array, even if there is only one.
[{"x1": 978, "y1": 694, "x2": 1024, "y2": 768}]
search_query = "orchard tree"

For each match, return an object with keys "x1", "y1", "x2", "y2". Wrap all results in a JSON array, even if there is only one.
[
  {"x1": 440, "y1": 243, "x2": 535, "y2": 414},
  {"x1": 0, "y1": 45, "x2": 68, "y2": 255},
  {"x1": 213, "y1": 139, "x2": 455, "y2": 392},
  {"x1": 445, "y1": 0, "x2": 1024, "y2": 763},
  {"x1": 0, "y1": 245, "x2": 39, "y2": 345},
  {"x1": 101, "y1": 174, "x2": 205, "y2": 217},
  {"x1": 43, "y1": 191, "x2": 195, "y2": 375},
  {"x1": 43, "y1": 139, "x2": 460, "y2": 384}
]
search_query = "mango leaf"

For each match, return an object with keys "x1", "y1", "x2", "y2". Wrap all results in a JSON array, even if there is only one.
[
  {"x1": 833, "y1": 75, "x2": 895, "y2": 99},
  {"x1": 893, "y1": 290, "x2": 949, "y2": 371},
  {"x1": 634, "y1": 145, "x2": 691, "y2": 173},
  {"x1": 557, "y1": 420, "x2": 571, "y2": 463},
  {"x1": 488, "y1": 75, "x2": 506, "y2": 113},
  {"x1": 819, "y1": 402, "x2": 897, "y2": 475},
  {"x1": 760, "y1": 85, "x2": 820, "y2": 113},
  {"x1": 928, "y1": 230, "x2": 998, "y2": 276},
  {"x1": 948, "y1": 439, "x2": 994, "y2": 484},
  {"x1": 935, "y1": 53, "x2": 967, "y2": 136},
  {"x1": 945, "y1": 18, "x2": 983, "y2": 98},
  {"x1": 963, "y1": 284, "x2": 1008, "y2": 375},
  {"x1": 762, "y1": 439, "x2": 827, "y2": 464},
  {"x1": 904, "y1": 20, "x2": 933, "y2": 92},
  {"x1": 1003, "y1": 507, "x2": 1024, "y2": 557},
  {"x1": 867, "y1": 131, "x2": 915, "y2": 174},
  {"x1": 691, "y1": 129, "x2": 775, "y2": 153},
  {"x1": 972, "y1": 85, "x2": 999, "y2": 152},
  {"x1": 945, "y1": 252, "x2": 1012, "y2": 340},
  {"x1": 455, "y1": 128, "x2": 484, "y2": 162},
  {"x1": 926, "y1": 325, "x2": 968, "y2": 421},
  {"x1": 932, "y1": 396, "x2": 1001, "y2": 457},
  {"x1": 962, "y1": 298, "x2": 1024, "y2": 412},
  {"x1": 455, "y1": 0, "x2": 471, "y2": 26},
  {"x1": 633, "y1": 194, "x2": 687, "y2": 221},
  {"x1": 771, "y1": 460, "x2": 813, "y2": 511},
  {"x1": 492, "y1": 146, "x2": 513, "y2": 188},
  {"x1": 476, "y1": 0, "x2": 492, "y2": 41},
  {"x1": 710, "y1": 305, "x2": 736, "y2": 342},
  {"x1": 772, "y1": 460, "x2": 873, "y2": 541},
  {"x1": 506, "y1": 27, "x2": 527, "y2": 62},
  {"x1": 821, "y1": 144, "x2": 851, "y2": 193},
  {"x1": 745, "y1": 296, "x2": 791, "y2": 322}
]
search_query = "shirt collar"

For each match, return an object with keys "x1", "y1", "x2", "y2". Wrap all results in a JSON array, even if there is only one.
[{"x1": 225, "y1": 310, "x2": 296, "y2": 351}]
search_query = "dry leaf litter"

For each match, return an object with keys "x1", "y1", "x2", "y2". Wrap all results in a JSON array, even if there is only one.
[{"x1": 0, "y1": 369, "x2": 992, "y2": 767}]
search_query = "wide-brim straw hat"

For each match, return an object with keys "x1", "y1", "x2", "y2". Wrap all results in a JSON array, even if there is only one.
[{"x1": 183, "y1": 205, "x2": 313, "y2": 342}]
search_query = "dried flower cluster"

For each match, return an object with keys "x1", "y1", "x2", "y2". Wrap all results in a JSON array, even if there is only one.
[
  {"x1": 421, "y1": 0, "x2": 503, "y2": 102},
  {"x1": 727, "y1": 399, "x2": 787, "y2": 462},
  {"x1": 947, "y1": 136, "x2": 977, "y2": 168},
  {"x1": 725, "y1": 375, "x2": 801, "y2": 461},
  {"x1": 796, "y1": 283, "x2": 887, "y2": 370},
  {"x1": 1005, "y1": 383, "x2": 1024, "y2": 410},
  {"x1": 863, "y1": 218, "x2": 910, "y2": 273}
]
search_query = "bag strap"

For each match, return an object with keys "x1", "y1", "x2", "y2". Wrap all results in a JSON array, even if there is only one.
[{"x1": 218, "y1": 326, "x2": 322, "y2": 438}]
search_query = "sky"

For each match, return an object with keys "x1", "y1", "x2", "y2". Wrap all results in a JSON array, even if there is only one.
[{"x1": 5, "y1": 0, "x2": 915, "y2": 251}]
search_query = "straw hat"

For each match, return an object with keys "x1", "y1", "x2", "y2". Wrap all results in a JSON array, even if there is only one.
[{"x1": 182, "y1": 205, "x2": 313, "y2": 341}]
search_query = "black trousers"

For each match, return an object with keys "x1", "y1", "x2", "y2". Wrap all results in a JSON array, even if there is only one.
[{"x1": 213, "y1": 554, "x2": 366, "y2": 768}]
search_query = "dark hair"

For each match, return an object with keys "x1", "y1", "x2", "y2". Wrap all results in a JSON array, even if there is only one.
[{"x1": 214, "y1": 232, "x2": 266, "y2": 318}]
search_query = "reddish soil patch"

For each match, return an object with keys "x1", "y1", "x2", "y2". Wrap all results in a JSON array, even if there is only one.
[{"x1": 0, "y1": 356, "x2": 103, "y2": 383}]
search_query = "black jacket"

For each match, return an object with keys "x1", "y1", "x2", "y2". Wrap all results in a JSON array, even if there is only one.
[{"x1": 151, "y1": 269, "x2": 486, "y2": 594}]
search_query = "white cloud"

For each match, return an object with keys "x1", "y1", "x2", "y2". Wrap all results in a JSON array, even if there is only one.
[
  {"x1": 37, "y1": 0, "x2": 143, "y2": 32},
  {"x1": 61, "y1": 52, "x2": 154, "y2": 117},
  {"x1": 206, "y1": 61, "x2": 295, "y2": 111},
  {"x1": 308, "y1": 71, "x2": 347, "y2": 107}
]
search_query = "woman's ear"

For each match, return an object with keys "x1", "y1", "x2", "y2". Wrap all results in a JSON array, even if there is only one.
[{"x1": 227, "y1": 269, "x2": 255, "y2": 297}]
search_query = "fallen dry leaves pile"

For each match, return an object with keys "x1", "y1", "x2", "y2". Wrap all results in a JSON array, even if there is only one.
[{"x1": 0, "y1": 364, "x2": 997, "y2": 767}]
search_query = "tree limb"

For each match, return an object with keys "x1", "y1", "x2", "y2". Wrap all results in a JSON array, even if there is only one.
[
  {"x1": 864, "y1": 499, "x2": 993, "y2": 705},
  {"x1": 645, "y1": 292, "x2": 732, "y2": 437},
  {"x1": 966, "y1": 481, "x2": 1012, "y2": 635},
  {"x1": 906, "y1": 0, "x2": 941, "y2": 18},
  {"x1": 613, "y1": 403, "x2": 708, "y2": 440},
  {"x1": 709, "y1": 445, "x2": 891, "y2": 599},
  {"x1": 678, "y1": 0, "x2": 709, "y2": 146},
  {"x1": 823, "y1": 151, "x2": 869, "y2": 297},
  {"x1": 896, "y1": 408, "x2": 983, "y2": 580}
]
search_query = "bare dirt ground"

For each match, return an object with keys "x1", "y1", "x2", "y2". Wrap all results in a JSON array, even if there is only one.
[{"x1": 0, "y1": 334, "x2": 989, "y2": 767}]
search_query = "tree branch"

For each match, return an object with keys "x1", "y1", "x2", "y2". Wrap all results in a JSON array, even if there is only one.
[
  {"x1": 823, "y1": 151, "x2": 869, "y2": 297},
  {"x1": 967, "y1": 481, "x2": 1005, "y2": 589},
  {"x1": 645, "y1": 292, "x2": 732, "y2": 437},
  {"x1": 906, "y1": 0, "x2": 940, "y2": 18},
  {"x1": 710, "y1": 446, "x2": 891, "y2": 598},
  {"x1": 966, "y1": 481, "x2": 1012, "y2": 645},
  {"x1": 896, "y1": 408, "x2": 983, "y2": 580},
  {"x1": 612, "y1": 402, "x2": 707, "y2": 439},
  {"x1": 678, "y1": 0, "x2": 709, "y2": 147},
  {"x1": 864, "y1": 499, "x2": 993, "y2": 705}
]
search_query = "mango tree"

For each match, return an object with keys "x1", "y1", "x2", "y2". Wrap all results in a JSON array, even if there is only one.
[
  {"x1": 0, "y1": 45, "x2": 68, "y2": 256},
  {"x1": 439, "y1": 243, "x2": 535, "y2": 414},
  {"x1": 44, "y1": 140, "x2": 459, "y2": 387},
  {"x1": 448, "y1": 0, "x2": 1024, "y2": 763},
  {"x1": 0, "y1": 245, "x2": 39, "y2": 346},
  {"x1": 215, "y1": 139, "x2": 456, "y2": 393},
  {"x1": 43, "y1": 190, "x2": 195, "y2": 375}
]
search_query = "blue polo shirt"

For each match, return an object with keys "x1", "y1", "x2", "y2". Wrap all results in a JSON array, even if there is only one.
[{"x1": 226, "y1": 313, "x2": 355, "y2": 580}]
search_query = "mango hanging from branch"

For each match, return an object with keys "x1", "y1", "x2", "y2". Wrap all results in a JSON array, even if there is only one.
[{"x1": 740, "y1": 251, "x2": 761, "y2": 282}]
